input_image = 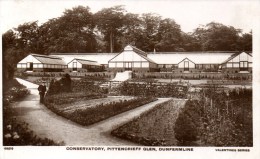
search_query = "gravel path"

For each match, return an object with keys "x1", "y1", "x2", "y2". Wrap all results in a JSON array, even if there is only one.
[{"x1": 12, "y1": 78, "x2": 172, "y2": 146}]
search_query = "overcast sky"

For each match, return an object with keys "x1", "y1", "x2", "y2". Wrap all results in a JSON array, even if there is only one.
[{"x1": 0, "y1": 0, "x2": 259, "y2": 34}]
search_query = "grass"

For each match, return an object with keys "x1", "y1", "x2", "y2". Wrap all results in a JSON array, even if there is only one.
[{"x1": 111, "y1": 99, "x2": 187, "y2": 146}]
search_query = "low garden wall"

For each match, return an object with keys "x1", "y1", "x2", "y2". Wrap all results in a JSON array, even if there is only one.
[
  {"x1": 118, "y1": 82, "x2": 188, "y2": 98},
  {"x1": 15, "y1": 71, "x2": 115, "y2": 79},
  {"x1": 133, "y1": 72, "x2": 252, "y2": 80}
]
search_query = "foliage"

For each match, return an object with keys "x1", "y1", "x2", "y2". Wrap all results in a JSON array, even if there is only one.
[
  {"x1": 39, "y1": 6, "x2": 97, "y2": 53},
  {"x1": 46, "y1": 74, "x2": 72, "y2": 95},
  {"x1": 193, "y1": 22, "x2": 246, "y2": 51},
  {"x1": 174, "y1": 88, "x2": 252, "y2": 146},
  {"x1": 47, "y1": 79, "x2": 62, "y2": 95},
  {"x1": 60, "y1": 73, "x2": 72, "y2": 92},
  {"x1": 95, "y1": 5, "x2": 126, "y2": 53},
  {"x1": 174, "y1": 100, "x2": 202, "y2": 145}
]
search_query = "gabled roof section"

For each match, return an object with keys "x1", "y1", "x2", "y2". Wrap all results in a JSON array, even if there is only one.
[
  {"x1": 221, "y1": 52, "x2": 252, "y2": 64},
  {"x1": 68, "y1": 58, "x2": 100, "y2": 66},
  {"x1": 108, "y1": 45, "x2": 156, "y2": 64},
  {"x1": 31, "y1": 54, "x2": 66, "y2": 65},
  {"x1": 177, "y1": 57, "x2": 196, "y2": 65},
  {"x1": 51, "y1": 53, "x2": 117, "y2": 64},
  {"x1": 124, "y1": 45, "x2": 147, "y2": 57}
]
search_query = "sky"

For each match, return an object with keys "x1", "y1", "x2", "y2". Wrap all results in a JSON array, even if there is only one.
[{"x1": 0, "y1": 0, "x2": 259, "y2": 34}]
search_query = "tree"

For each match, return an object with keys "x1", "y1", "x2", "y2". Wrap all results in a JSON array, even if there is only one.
[
  {"x1": 136, "y1": 13, "x2": 161, "y2": 51},
  {"x1": 238, "y1": 31, "x2": 252, "y2": 51},
  {"x1": 15, "y1": 21, "x2": 41, "y2": 53},
  {"x1": 181, "y1": 32, "x2": 201, "y2": 51},
  {"x1": 193, "y1": 22, "x2": 242, "y2": 51},
  {"x1": 2, "y1": 29, "x2": 28, "y2": 80},
  {"x1": 40, "y1": 6, "x2": 97, "y2": 53},
  {"x1": 95, "y1": 5, "x2": 126, "y2": 53},
  {"x1": 155, "y1": 18, "x2": 183, "y2": 51},
  {"x1": 2, "y1": 30, "x2": 16, "y2": 53},
  {"x1": 120, "y1": 13, "x2": 143, "y2": 47}
]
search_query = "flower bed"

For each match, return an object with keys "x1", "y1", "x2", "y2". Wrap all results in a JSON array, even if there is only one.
[
  {"x1": 3, "y1": 119, "x2": 64, "y2": 146},
  {"x1": 3, "y1": 79, "x2": 31, "y2": 114},
  {"x1": 111, "y1": 99, "x2": 187, "y2": 146},
  {"x1": 44, "y1": 96, "x2": 157, "y2": 126}
]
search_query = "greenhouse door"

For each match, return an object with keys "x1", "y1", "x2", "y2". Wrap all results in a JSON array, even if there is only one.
[
  {"x1": 239, "y1": 61, "x2": 248, "y2": 71},
  {"x1": 27, "y1": 62, "x2": 33, "y2": 71},
  {"x1": 73, "y1": 62, "x2": 77, "y2": 71},
  {"x1": 125, "y1": 62, "x2": 132, "y2": 71},
  {"x1": 184, "y1": 61, "x2": 189, "y2": 71}
]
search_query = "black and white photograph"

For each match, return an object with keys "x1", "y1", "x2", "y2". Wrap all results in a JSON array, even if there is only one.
[{"x1": 1, "y1": 0, "x2": 260, "y2": 159}]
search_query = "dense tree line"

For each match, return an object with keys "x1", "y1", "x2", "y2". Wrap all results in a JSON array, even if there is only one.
[{"x1": 2, "y1": 5, "x2": 252, "y2": 80}]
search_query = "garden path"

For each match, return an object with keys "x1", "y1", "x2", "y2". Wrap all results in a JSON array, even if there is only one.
[{"x1": 12, "y1": 78, "x2": 172, "y2": 145}]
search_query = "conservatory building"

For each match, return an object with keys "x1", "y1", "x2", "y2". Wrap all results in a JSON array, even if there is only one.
[
  {"x1": 16, "y1": 54, "x2": 67, "y2": 72},
  {"x1": 108, "y1": 45, "x2": 157, "y2": 72},
  {"x1": 16, "y1": 45, "x2": 252, "y2": 74}
]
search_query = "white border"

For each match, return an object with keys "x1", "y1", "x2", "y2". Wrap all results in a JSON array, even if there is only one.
[{"x1": 1, "y1": 0, "x2": 260, "y2": 159}]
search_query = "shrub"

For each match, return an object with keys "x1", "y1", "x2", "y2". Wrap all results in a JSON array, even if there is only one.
[
  {"x1": 174, "y1": 100, "x2": 201, "y2": 146},
  {"x1": 60, "y1": 73, "x2": 72, "y2": 92},
  {"x1": 47, "y1": 79, "x2": 61, "y2": 95}
]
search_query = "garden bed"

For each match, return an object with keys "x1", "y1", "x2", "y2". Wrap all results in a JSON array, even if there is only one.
[
  {"x1": 111, "y1": 99, "x2": 187, "y2": 146},
  {"x1": 44, "y1": 96, "x2": 157, "y2": 126},
  {"x1": 118, "y1": 82, "x2": 188, "y2": 98},
  {"x1": 44, "y1": 92, "x2": 106, "y2": 105}
]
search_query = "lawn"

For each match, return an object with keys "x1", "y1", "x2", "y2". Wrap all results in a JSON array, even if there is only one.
[{"x1": 111, "y1": 99, "x2": 187, "y2": 146}]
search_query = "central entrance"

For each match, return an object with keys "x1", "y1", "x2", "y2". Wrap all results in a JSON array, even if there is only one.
[
  {"x1": 73, "y1": 62, "x2": 77, "y2": 71},
  {"x1": 240, "y1": 61, "x2": 248, "y2": 71},
  {"x1": 184, "y1": 61, "x2": 189, "y2": 71},
  {"x1": 27, "y1": 62, "x2": 33, "y2": 71},
  {"x1": 124, "y1": 62, "x2": 132, "y2": 71}
]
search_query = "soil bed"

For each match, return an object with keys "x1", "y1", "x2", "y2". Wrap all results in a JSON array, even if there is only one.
[{"x1": 111, "y1": 99, "x2": 186, "y2": 146}]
